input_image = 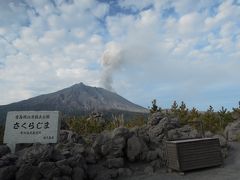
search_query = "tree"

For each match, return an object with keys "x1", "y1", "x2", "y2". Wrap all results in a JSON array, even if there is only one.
[
  {"x1": 207, "y1": 105, "x2": 214, "y2": 113},
  {"x1": 201, "y1": 105, "x2": 219, "y2": 133},
  {"x1": 232, "y1": 101, "x2": 240, "y2": 120},
  {"x1": 150, "y1": 99, "x2": 158, "y2": 113},
  {"x1": 218, "y1": 106, "x2": 233, "y2": 130},
  {"x1": 171, "y1": 100, "x2": 178, "y2": 115},
  {"x1": 177, "y1": 101, "x2": 189, "y2": 124},
  {"x1": 189, "y1": 107, "x2": 200, "y2": 121},
  {"x1": 218, "y1": 106, "x2": 227, "y2": 129},
  {"x1": 150, "y1": 99, "x2": 162, "y2": 114}
]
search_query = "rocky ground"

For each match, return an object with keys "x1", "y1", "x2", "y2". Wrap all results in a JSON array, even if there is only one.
[
  {"x1": 0, "y1": 112, "x2": 235, "y2": 180},
  {"x1": 119, "y1": 142, "x2": 240, "y2": 180}
]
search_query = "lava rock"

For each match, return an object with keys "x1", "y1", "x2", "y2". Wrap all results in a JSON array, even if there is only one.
[
  {"x1": 148, "y1": 112, "x2": 164, "y2": 126},
  {"x1": 144, "y1": 166, "x2": 154, "y2": 175},
  {"x1": 127, "y1": 135, "x2": 148, "y2": 161},
  {"x1": 105, "y1": 158, "x2": 124, "y2": 168},
  {"x1": 0, "y1": 165, "x2": 17, "y2": 180},
  {"x1": 38, "y1": 162, "x2": 60, "y2": 179},
  {"x1": 225, "y1": 120, "x2": 240, "y2": 141},
  {"x1": 0, "y1": 145, "x2": 10, "y2": 158},
  {"x1": 167, "y1": 125, "x2": 199, "y2": 140},
  {"x1": 60, "y1": 130, "x2": 85, "y2": 144},
  {"x1": 16, "y1": 163, "x2": 41, "y2": 180},
  {"x1": 17, "y1": 144, "x2": 53, "y2": 166},
  {"x1": 0, "y1": 153, "x2": 18, "y2": 168},
  {"x1": 117, "y1": 168, "x2": 132, "y2": 177},
  {"x1": 72, "y1": 167, "x2": 86, "y2": 180}
]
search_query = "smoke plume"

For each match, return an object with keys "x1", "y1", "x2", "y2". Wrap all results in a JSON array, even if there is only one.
[{"x1": 100, "y1": 42, "x2": 123, "y2": 91}]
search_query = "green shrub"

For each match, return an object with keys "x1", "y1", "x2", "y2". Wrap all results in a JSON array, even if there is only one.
[
  {"x1": 67, "y1": 116, "x2": 106, "y2": 135},
  {"x1": 67, "y1": 101, "x2": 239, "y2": 136},
  {"x1": 66, "y1": 114, "x2": 147, "y2": 135},
  {"x1": 125, "y1": 115, "x2": 147, "y2": 128},
  {"x1": 167, "y1": 101, "x2": 235, "y2": 133}
]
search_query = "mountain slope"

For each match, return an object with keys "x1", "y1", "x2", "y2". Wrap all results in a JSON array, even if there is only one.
[{"x1": 0, "y1": 83, "x2": 148, "y2": 123}]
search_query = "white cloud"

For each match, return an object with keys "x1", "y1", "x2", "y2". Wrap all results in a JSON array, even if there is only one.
[
  {"x1": 99, "y1": 0, "x2": 240, "y2": 109},
  {"x1": 0, "y1": 0, "x2": 240, "y2": 110},
  {"x1": 92, "y1": 2, "x2": 109, "y2": 18},
  {"x1": 0, "y1": 0, "x2": 105, "y2": 104},
  {"x1": 106, "y1": 14, "x2": 136, "y2": 39},
  {"x1": 178, "y1": 12, "x2": 204, "y2": 35},
  {"x1": 220, "y1": 21, "x2": 239, "y2": 38},
  {"x1": 205, "y1": 0, "x2": 240, "y2": 30}
]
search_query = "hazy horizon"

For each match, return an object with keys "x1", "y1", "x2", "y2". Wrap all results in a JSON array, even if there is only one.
[{"x1": 0, "y1": 0, "x2": 240, "y2": 111}]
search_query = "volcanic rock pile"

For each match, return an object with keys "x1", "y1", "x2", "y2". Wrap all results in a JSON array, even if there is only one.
[{"x1": 0, "y1": 112, "x2": 228, "y2": 180}]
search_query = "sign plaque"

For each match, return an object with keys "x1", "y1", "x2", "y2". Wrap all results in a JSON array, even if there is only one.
[{"x1": 3, "y1": 111, "x2": 60, "y2": 152}]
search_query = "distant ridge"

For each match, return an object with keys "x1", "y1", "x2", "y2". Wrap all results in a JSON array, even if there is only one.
[{"x1": 0, "y1": 83, "x2": 148, "y2": 123}]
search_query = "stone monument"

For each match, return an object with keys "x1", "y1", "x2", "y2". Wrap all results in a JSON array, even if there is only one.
[{"x1": 3, "y1": 111, "x2": 60, "y2": 152}]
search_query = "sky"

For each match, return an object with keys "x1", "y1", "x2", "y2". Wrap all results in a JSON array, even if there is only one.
[{"x1": 0, "y1": 0, "x2": 240, "y2": 111}]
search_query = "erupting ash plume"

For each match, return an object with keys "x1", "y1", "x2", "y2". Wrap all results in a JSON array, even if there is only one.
[{"x1": 100, "y1": 42, "x2": 123, "y2": 91}]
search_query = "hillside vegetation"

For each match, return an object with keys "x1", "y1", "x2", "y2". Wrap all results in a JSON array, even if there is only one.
[
  {"x1": 67, "y1": 100, "x2": 240, "y2": 136},
  {"x1": 0, "y1": 100, "x2": 237, "y2": 180},
  {"x1": 1, "y1": 100, "x2": 240, "y2": 143},
  {"x1": 150, "y1": 100, "x2": 239, "y2": 132}
]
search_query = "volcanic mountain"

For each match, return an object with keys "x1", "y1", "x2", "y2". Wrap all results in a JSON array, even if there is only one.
[{"x1": 0, "y1": 83, "x2": 148, "y2": 123}]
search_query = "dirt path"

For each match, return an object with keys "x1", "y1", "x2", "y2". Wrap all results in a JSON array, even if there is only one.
[{"x1": 120, "y1": 142, "x2": 240, "y2": 180}]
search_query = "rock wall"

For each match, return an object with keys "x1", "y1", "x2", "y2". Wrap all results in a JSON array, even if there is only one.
[
  {"x1": 225, "y1": 120, "x2": 240, "y2": 141},
  {"x1": 0, "y1": 113, "x2": 228, "y2": 180}
]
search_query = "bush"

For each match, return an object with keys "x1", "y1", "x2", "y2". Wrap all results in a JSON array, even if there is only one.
[
  {"x1": 168, "y1": 101, "x2": 235, "y2": 133},
  {"x1": 66, "y1": 114, "x2": 147, "y2": 135},
  {"x1": 125, "y1": 115, "x2": 147, "y2": 128},
  {"x1": 67, "y1": 101, "x2": 239, "y2": 136},
  {"x1": 201, "y1": 106, "x2": 219, "y2": 133},
  {"x1": 67, "y1": 116, "x2": 107, "y2": 135}
]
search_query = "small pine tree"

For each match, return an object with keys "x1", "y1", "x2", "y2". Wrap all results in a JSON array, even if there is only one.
[
  {"x1": 218, "y1": 106, "x2": 233, "y2": 131},
  {"x1": 232, "y1": 101, "x2": 240, "y2": 120},
  {"x1": 150, "y1": 99, "x2": 158, "y2": 113},
  {"x1": 150, "y1": 99, "x2": 162, "y2": 114},
  {"x1": 188, "y1": 107, "x2": 203, "y2": 132},
  {"x1": 189, "y1": 107, "x2": 200, "y2": 121},
  {"x1": 202, "y1": 105, "x2": 219, "y2": 133},
  {"x1": 207, "y1": 105, "x2": 214, "y2": 113},
  {"x1": 218, "y1": 106, "x2": 227, "y2": 129},
  {"x1": 177, "y1": 101, "x2": 189, "y2": 124},
  {"x1": 171, "y1": 101, "x2": 178, "y2": 115}
]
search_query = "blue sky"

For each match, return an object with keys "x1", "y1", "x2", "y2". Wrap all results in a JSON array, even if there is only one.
[{"x1": 0, "y1": 0, "x2": 240, "y2": 111}]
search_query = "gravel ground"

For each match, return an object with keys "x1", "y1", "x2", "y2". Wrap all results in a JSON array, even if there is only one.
[{"x1": 119, "y1": 142, "x2": 240, "y2": 180}]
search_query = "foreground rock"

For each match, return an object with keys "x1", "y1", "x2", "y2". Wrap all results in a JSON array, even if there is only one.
[
  {"x1": 127, "y1": 135, "x2": 148, "y2": 161},
  {"x1": 0, "y1": 145, "x2": 10, "y2": 158},
  {"x1": 0, "y1": 165, "x2": 17, "y2": 180},
  {"x1": 0, "y1": 112, "x2": 229, "y2": 180},
  {"x1": 167, "y1": 125, "x2": 200, "y2": 140},
  {"x1": 148, "y1": 116, "x2": 180, "y2": 143},
  {"x1": 225, "y1": 120, "x2": 240, "y2": 141},
  {"x1": 17, "y1": 144, "x2": 54, "y2": 166},
  {"x1": 211, "y1": 134, "x2": 229, "y2": 159}
]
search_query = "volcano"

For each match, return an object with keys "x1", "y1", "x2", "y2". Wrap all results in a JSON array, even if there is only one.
[{"x1": 0, "y1": 83, "x2": 148, "y2": 123}]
